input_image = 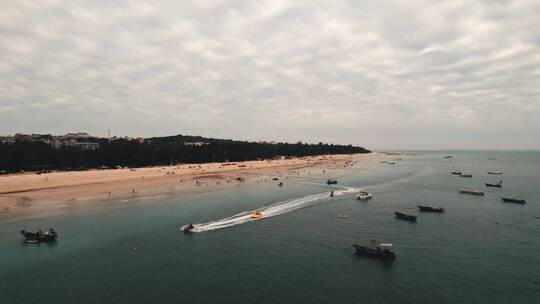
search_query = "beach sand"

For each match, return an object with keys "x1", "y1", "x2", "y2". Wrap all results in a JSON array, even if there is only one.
[{"x1": 0, "y1": 152, "x2": 383, "y2": 218}]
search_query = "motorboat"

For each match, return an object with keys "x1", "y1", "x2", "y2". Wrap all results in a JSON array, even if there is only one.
[
  {"x1": 418, "y1": 206, "x2": 444, "y2": 213},
  {"x1": 451, "y1": 171, "x2": 461, "y2": 175},
  {"x1": 460, "y1": 173, "x2": 472, "y2": 178},
  {"x1": 459, "y1": 188, "x2": 484, "y2": 196},
  {"x1": 356, "y1": 191, "x2": 372, "y2": 200},
  {"x1": 488, "y1": 171, "x2": 503, "y2": 175},
  {"x1": 21, "y1": 229, "x2": 57, "y2": 243},
  {"x1": 501, "y1": 197, "x2": 526, "y2": 204},
  {"x1": 353, "y1": 240, "x2": 396, "y2": 260},
  {"x1": 327, "y1": 179, "x2": 338, "y2": 185},
  {"x1": 338, "y1": 214, "x2": 348, "y2": 219},
  {"x1": 486, "y1": 181, "x2": 502, "y2": 188},
  {"x1": 182, "y1": 223, "x2": 195, "y2": 233},
  {"x1": 395, "y1": 212, "x2": 417, "y2": 222}
]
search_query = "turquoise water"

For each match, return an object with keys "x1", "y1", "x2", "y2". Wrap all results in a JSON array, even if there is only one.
[{"x1": 1, "y1": 151, "x2": 539, "y2": 303}]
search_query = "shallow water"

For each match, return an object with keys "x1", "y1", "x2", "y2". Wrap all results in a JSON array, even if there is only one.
[{"x1": 1, "y1": 151, "x2": 539, "y2": 303}]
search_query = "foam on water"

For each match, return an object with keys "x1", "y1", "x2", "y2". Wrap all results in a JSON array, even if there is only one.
[{"x1": 183, "y1": 186, "x2": 358, "y2": 233}]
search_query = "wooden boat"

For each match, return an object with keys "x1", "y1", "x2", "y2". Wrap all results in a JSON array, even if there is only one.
[
  {"x1": 444, "y1": 155, "x2": 453, "y2": 159},
  {"x1": 353, "y1": 240, "x2": 396, "y2": 260},
  {"x1": 21, "y1": 229, "x2": 57, "y2": 243},
  {"x1": 395, "y1": 212, "x2": 417, "y2": 222},
  {"x1": 486, "y1": 181, "x2": 502, "y2": 188},
  {"x1": 460, "y1": 173, "x2": 472, "y2": 178},
  {"x1": 501, "y1": 197, "x2": 526, "y2": 204},
  {"x1": 418, "y1": 206, "x2": 444, "y2": 213},
  {"x1": 459, "y1": 188, "x2": 484, "y2": 196},
  {"x1": 451, "y1": 171, "x2": 461, "y2": 175}
]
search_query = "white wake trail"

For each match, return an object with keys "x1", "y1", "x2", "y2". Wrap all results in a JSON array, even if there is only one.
[{"x1": 182, "y1": 187, "x2": 358, "y2": 233}]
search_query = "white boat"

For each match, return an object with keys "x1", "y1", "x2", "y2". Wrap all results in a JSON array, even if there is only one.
[
  {"x1": 487, "y1": 171, "x2": 503, "y2": 175},
  {"x1": 357, "y1": 191, "x2": 373, "y2": 200}
]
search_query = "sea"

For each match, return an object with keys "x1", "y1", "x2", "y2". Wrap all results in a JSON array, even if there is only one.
[{"x1": 0, "y1": 151, "x2": 539, "y2": 304}]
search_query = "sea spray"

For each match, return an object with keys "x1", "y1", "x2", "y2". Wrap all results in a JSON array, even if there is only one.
[{"x1": 182, "y1": 187, "x2": 358, "y2": 233}]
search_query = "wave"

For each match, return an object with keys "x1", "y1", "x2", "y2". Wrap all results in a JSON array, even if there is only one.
[{"x1": 182, "y1": 187, "x2": 358, "y2": 233}]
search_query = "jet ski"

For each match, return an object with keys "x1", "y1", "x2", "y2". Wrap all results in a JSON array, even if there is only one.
[{"x1": 182, "y1": 223, "x2": 195, "y2": 233}]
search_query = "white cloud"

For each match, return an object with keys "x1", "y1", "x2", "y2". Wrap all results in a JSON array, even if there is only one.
[{"x1": 0, "y1": 0, "x2": 539, "y2": 149}]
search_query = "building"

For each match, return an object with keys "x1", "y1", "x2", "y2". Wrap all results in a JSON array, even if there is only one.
[{"x1": 63, "y1": 141, "x2": 100, "y2": 151}]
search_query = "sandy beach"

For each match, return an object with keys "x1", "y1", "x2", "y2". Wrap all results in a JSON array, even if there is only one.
[{"x1": 0, "y1": 152, "x2": 384, "y2": 218}]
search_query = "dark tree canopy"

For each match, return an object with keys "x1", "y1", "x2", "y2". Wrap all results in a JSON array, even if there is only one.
[{"x1": 0, "y1": 134, "x2": 370, "y2": 171}]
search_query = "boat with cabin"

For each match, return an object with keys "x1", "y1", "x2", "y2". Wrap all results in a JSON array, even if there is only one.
[
  {"x1": 418, "y1": 206, "x2": 444, "y2": 213},
  {"x1": 353, "y1": 240, "x2": 396, "y2": 260},
  {"x1": 21, "y1": 229, "x2": 58, "y2": 243}
]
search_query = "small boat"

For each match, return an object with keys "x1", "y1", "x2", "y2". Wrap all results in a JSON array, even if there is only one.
[
  {"x1": 380, "y1": 161, "x2": 388, "y2": 164},
  {"x1": 330, "y1": 190, "x2": 334, "y2": 197},
  {"x1": 488, "y1": 171, "x2": 503, "y2": 175},
  {"x1": 395, "y1": 212, "x2": 417, "y2": 222},
  {"x1": 444, "y1": 155, "x2": 453, "y2": 159},
  {"x1": 501, "y1": 197, "x2": 526, "y2": 204},
  {"x1": 251, "y1": 211, "x2": 263, "y2": 219},
  {"x1": 451, "y1": 171, "x2": 461, "y2": 175},
  {"x1": 277, "y1": 182, "x2": 283, "y2": 187},
  {"x1": 418, "y1": 206, "x2": 444, "y2": 213},
  {"x1": 338, "y1": 214, "x2": 347, "y2": 219},
  {"x1": 20, "y1": 229, "x2": 58, "y2": 243},
  {"x1": 486, "y1": 181, "x2": 502, "y2": 188},
  {"x1": 353, "y1": 240, "x2": 396, "y2": 260},
  {"x1": 272, "y1": 177, "x2": 279, "y2": 181},
  {"x1": 356, "y1": 191, "x2": 372, "y2": 200},
  {"x1": 460, "y1": 173, "x2": 472, "y2": 178},
  {"x1": 388, "y1": 162, "x2": 396, "y2": 165},
  {"x1": 182, "y1": 223, "x2": 195, "y2": 233},
  {"x1": 327, "y1": 179, "x2": 338, "y2": 185},
  {"x1": 459, "y1": 188, "x2": 485, "y2": 196}
]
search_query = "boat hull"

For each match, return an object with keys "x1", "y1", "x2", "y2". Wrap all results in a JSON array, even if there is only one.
[{"x1": 353, "y1": 245, "x2": 396, "y2": 260}]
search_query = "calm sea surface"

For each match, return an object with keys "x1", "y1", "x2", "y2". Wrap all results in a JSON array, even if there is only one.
[{"x1": 1, "y1": 151, "x2": 539, "y2": 303}]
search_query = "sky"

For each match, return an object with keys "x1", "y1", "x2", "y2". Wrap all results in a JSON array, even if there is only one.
[{"x1": 1, "y1": 0, "x2": 539, "y2": 150}]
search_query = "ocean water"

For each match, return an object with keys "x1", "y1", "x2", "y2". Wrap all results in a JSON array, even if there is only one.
[{"x1": 0, "y1": 151, "x2": 539, "y2": 304}]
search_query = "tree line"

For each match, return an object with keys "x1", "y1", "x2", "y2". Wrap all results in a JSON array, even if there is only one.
[{"x1": 0, "y1": 134, "x2": 370, "y2": 171}]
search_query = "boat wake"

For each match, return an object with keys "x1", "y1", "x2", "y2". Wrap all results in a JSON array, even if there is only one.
[{"x1": 182, "y1": 187, "x2": 358, "y2": 233}]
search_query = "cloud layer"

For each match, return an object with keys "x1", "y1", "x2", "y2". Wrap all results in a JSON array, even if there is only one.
[{"x1": 1, "y1": 0, "x2": 539, "y2": 149}]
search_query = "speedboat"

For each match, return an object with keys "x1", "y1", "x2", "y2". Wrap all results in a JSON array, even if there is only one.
[
  {"x1": 418, "y1": 206, "x2": 444, "y2": 213},
  {"x1": 21, "y1": 229, "x2": 58, "y2": 243},
  {"x1": 353, "y1": 240, "x2": 396, "y2": 260},
  {"x1": 182, "y1": 223, "x2": 195, "y2": 233},
  {"x1": 357, "y1": 191, "x2": 372, "y2": 200},
  {"x1": 251, "y1": 211, "x2": 263, "y2": 219}
]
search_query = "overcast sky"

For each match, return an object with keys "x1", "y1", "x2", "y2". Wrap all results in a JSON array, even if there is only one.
[{"x1": 1, "y1": 0, "x2": 539, "y2": 150}]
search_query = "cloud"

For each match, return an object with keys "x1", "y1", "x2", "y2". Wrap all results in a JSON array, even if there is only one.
[{"x1": 0, "y1": 0, "x2": 539, "y2": 149}]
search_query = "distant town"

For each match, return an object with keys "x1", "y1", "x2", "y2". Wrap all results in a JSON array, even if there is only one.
[{"x1": 0, "y1": 133, "x2": 145, "y2": 151}]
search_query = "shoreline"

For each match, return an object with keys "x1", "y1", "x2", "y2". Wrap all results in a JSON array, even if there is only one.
[{"x1": 0, "y1": 152, "x2": 387, "y2": 219}]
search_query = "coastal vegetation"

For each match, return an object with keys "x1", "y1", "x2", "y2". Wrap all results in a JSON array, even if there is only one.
[{"x1": 0, "y1": 134, "x2": 369, "y2": 171}]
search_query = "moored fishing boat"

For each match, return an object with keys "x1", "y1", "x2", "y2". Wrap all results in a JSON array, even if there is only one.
[
  {"x1": 395, "y1": 212, "x2": 417, "y2": 222},
  {"x1": 488, "y1": 171, "x2": 503, "y2": 175},
  {"x1": 353, "y1": 240, "x2": 396, "y2": 260},
  {"x1": 20, "y1": 229, "x2": 58, "y2": 243},
  {"x1": 486, "y1": 181, "x2": 502, "y2": 188},
  {"x1": 451, "y1": 170, "x2": 461, "y2": 175},
  {"x1": 418, "y1": 206, "x2": 444, "y2": 213},
  {"x1": 460, "y1": 173, "x2": 472, "y2": 178},
  {"x1": 459, "y1": 188, "x2": 484, "y2": 196},
  {"x1": 501, "y1": 197, "x2": 526, "y2": 204}
]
